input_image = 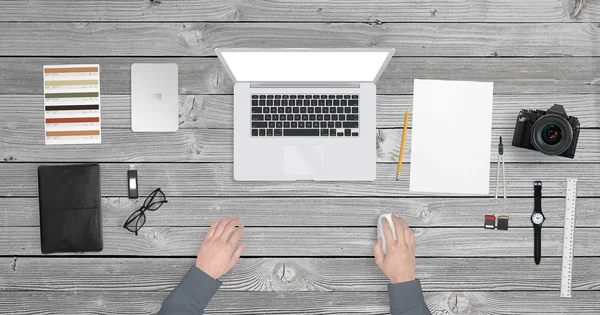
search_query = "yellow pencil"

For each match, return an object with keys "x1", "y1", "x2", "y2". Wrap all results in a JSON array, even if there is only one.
[{"x1": 396, "y1": 107, "x2": 410, "y2": 181}]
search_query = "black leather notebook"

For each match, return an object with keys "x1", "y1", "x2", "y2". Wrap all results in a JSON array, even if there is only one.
[{"x1": 38, "y1": 164, "x2": 103, "y2": 254}]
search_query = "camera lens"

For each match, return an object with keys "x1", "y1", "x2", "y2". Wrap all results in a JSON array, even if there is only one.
[
  {"x1": 541, "y1": 124, "x2": 562, "y2": 145},
  {"x1": 531, "y1": 114, "x2": 573, "y2": 156}
]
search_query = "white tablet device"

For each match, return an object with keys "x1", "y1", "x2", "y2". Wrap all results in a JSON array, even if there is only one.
[{"x1": 131, "y1": 63, "x2": 179, "y2": 132}]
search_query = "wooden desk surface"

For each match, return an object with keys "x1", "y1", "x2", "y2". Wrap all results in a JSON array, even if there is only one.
[{"x1": 1, "y1": 1, "x2": 599, "y2": 314}]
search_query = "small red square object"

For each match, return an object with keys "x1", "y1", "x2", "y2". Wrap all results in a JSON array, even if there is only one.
[{"x1": 484, "y1": 215, "x2": 496, "y2": 229}]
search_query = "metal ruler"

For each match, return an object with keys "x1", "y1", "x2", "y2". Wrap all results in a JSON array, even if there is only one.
[{"x1": 560, "y1": 178, "x2": 577, "y2": 298}]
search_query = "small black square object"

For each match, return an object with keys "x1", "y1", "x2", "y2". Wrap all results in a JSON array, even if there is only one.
[
  {"x1": 497, "y1": 216, "x2": 509, "y2": 230},
  {"x1": 484, "y1": 215, "x2": 496, "y2": 229}
]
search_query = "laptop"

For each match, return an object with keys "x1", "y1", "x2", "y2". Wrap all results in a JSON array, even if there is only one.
[{"x1": 216, "y1": 48, "x2": 395, "y2": 181}]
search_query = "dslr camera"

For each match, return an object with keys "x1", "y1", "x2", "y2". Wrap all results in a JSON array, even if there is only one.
[{"x1": 512, "y1": 104, "x2": 580, "y2": 158}]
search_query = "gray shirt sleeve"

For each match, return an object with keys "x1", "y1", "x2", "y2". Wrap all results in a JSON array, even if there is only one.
[
  {"x1": 157, "y1": 265, "x2": 221, "y2": 315},
  {"x1": 388, "y1": 279, "x2": 432, "y2": 315}
]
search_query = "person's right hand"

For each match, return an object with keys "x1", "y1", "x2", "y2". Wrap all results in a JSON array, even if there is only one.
[
  {"x1": 195, "y1": 216, "x2": 246, "y2": 280},
  {"x1": 373, "y1": 214, "x2": 416, "y2": 284}
]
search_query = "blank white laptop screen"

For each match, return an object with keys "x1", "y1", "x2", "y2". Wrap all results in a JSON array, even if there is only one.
[{"x1": 217, "y1": 49, "x2": 393, "y2": 82}]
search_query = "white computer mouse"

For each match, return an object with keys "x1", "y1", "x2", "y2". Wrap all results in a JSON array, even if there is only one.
[{"x1": 377, "y1": 214, "x2": 397, "y2": 254}]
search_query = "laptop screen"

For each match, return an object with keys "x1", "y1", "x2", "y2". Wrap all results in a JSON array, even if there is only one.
[{"x1": 217, "y1": 49, "x2": 394, "y2": 83}]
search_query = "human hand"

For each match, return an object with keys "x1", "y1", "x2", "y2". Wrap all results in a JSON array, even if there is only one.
[
  {"x1": 373, "y1": 214, "x2": 416, "y2": 284},
  {"x1": 195, "y1": 216, "x2": 246, "y2": 279}
]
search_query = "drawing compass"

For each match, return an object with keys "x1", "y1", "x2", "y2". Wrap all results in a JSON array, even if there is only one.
[{"x1": 495, "y1": 136, "x2": 506, "y2": 198}]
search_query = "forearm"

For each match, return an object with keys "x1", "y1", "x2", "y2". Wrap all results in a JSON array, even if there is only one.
[
  {"x1": 157, "y1": 265, "x2": 221, "y2": 315},
  {"x1": 388, "y1": 279, "x2": 432, "y2": 315}
]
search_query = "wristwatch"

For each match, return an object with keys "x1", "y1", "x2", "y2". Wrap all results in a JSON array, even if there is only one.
[{"x1": 531, "y1": 181, "x2": 545, "y2": 265}]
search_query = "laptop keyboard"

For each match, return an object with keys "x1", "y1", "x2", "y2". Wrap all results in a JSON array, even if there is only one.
[{"x1": 251, "y1": 94, "x2": 359, "y2": 137}]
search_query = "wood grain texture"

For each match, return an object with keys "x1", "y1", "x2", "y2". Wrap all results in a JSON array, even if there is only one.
[
  {"x1": 2, "y1": 291, "x2": 600, "y2": 314},
  {"x1": 2, "y1": 94, "x2": 599, "y2": 129},
  {"x1": 1, "y1": 23, "x2": 600, "y2": 57},
  {"x1": 375, "y1": 129, "x2": 600, "y2": 163},
  {"x1": 2, "y1": 257, "x2": 600, "y2": 292},
  {"x1": 1, "y1": 226, "x2": 599, "y2": 256},
  {"x1": 2, "y1": 57, "x2": 599, "y2": 95},
  {"x1": 1, "y1": 128, "x2": 598, "y2": 163},
  {"x1": 3, "y1": 197, "x2": 600, "y2": 228},
  {"x1": 0, "y1": 129, "x2": 233, "y2": 163},
  {"x1": 0, "y1": 163, "x2": 598, "y2": 197},
  {"x1": 2, "y1": 0, "x2": 599, "y2": 22},
  {"x1": 1, "y1": 3, "x2": 600, "y2": 314}
]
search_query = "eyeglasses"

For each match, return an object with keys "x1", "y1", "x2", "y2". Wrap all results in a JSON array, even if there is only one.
[{"x1": 123, "y1": 188, "x2": 167, "y2": 236}]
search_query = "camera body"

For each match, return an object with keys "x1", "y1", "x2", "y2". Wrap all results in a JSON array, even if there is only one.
[{"x1": 512, "y1": 104, "x2": 580, "y2": 158}]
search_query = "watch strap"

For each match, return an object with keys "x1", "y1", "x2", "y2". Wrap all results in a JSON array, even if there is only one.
[
  {"x1": 534, "y1": 181, "x2": 542, "y2": 213},
  {"x1": 534, "y1": 225, "x2": 542, "y2": 265}
]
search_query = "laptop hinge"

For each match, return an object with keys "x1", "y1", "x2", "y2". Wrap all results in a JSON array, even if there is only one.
[{"x1": 250, "y1": 82, "x2": 360, "y2": 89}]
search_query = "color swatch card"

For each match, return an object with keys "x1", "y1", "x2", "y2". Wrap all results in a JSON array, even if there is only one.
[{"x1": 43, "y1": 65, "x2": 101, "y2": 145}]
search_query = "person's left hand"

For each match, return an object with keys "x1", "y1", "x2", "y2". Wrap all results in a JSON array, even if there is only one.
[{"x1": 195, "y1": 216, "x2": 246, "y2": 279}]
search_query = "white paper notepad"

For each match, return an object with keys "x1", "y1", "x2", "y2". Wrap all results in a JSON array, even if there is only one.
[{"x1": 409, "y1": 79, "x2": 494, "y2": 195}]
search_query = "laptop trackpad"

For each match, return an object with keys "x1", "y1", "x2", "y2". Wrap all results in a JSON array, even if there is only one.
[{"x1": 283, "y1": 145, "x2": 326, "y2": 178}]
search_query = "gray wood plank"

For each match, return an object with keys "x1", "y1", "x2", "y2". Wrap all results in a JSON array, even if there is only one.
[
  {"x1": 0, "y1": 163, "x2": 598, "y2": 197},
  {"x1": 2, "y1": 94, "x2": 599, "y2": 129},
  {"x1": 2, "y1": 0, "x2": 599, "y2": 22},
  {"x1": 2, "y1": 23, "x2": 600, "y2": 57},
  {"x1": 3, "y1": 197, "x2": 600, "y2": 228},
  {"x1": 1, "y1": 226, "x2": 599, "y2": 256},
  {"x1": 1, "y1": 128, "x2": 598, "y2": 163},
  {"x1": 2, "y1": 58, "x2": 599, "y2": 95},
  {"x1": 375, "y1": 129, "x2": 600, "y2": 163},
  {"x1": 1, "y1": 291, "x2": 600, "y2": 314},
  {"x1": 0, "y1": 129, "x2": 233, "y2": 163},
  {"x1": 2, "y1": 257, "x2": 599, "y2": 292}
]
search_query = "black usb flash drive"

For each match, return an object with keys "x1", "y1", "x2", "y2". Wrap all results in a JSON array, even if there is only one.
[{"x1": 128, "y1": 165, "x2": 138, "y2": 198}]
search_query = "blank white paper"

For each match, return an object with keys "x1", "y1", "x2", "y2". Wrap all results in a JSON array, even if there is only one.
[{"x1": 409, "y1": 79, "x2": 494, "y2": 195}]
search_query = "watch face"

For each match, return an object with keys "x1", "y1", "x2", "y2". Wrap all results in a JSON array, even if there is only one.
[{"x1": 531, "y1": 213, "x2": 545, "y2": 225}]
